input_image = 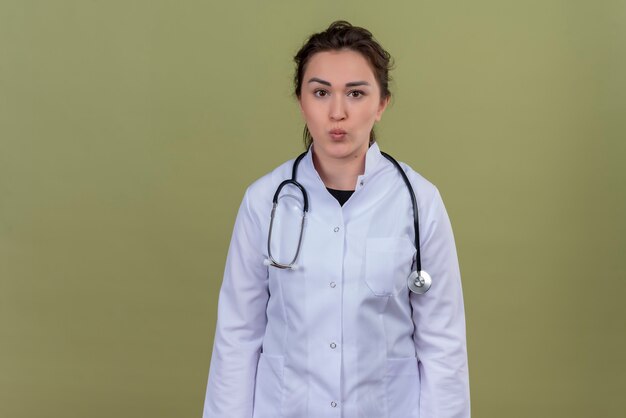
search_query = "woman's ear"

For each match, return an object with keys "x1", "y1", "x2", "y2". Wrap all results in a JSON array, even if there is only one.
[{"x1": 375, "y1": 95, "x2": 391, "y2": 122}]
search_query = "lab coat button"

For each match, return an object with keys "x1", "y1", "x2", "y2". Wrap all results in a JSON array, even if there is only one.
[
  {"x1": 331, "y1": 401, "x2": 338, "y2": 408},
  {"x1": 360, "y1": 180, "x2": 364, "y2": 186},
  {"x1": 329, "y1": 281, "x2": 336, "y2": 288},
  {"x1": 333, "y1": 227, "x2": 340, "y2": 232},
  {"x1": 330, "y1": 342, "x2": 337, "y2": 349}
]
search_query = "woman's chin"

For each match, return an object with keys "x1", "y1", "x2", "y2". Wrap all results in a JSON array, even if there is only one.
[{"x1": 314, "y1": 140, "x2": 366, "y2": 161}]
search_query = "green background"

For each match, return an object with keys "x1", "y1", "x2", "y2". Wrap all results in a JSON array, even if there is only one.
[{"x1": 1, "y1": 1, "x2": 624, "y2": 417}]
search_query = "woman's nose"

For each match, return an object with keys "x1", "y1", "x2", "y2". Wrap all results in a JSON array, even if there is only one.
[{"x1": 329, "y1": 96, "x2": 347, "y2": 120}]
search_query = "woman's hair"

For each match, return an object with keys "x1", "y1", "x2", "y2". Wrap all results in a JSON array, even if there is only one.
[{"x1": 293, "y1": 20, "x2": 393, "y2": 148}]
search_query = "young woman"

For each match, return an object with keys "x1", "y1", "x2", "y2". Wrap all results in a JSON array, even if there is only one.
[{"x1": 203, "y1": 21, "x2": 470, "y2": 418}]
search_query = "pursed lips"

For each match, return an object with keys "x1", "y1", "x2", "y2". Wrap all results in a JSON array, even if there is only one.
[{"x1": 330, "y1": 128, "x2": 347, "y2": 135}]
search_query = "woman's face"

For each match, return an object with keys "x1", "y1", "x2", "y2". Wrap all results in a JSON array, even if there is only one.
[{"x1": 298, "y1": 49, "x2": 389, "y2": 162}]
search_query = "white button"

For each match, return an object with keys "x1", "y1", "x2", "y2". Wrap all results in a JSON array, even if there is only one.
[
  {"x1": 334, "y1": 227, "x2": 340, "y2": 232},
  {"x1": 331, "y1": 401, "x2": 337, "y2": 408},
  {"x1": 329, "y1": 282, "x2": 336, "y2": 288},
  {"x1": 330, "y1": 342, "x2": 337, "y2": 349}
]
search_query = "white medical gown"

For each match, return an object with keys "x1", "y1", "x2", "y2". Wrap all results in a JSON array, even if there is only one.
[{"x1": 203, "y1": 142, "x2": 470, "y2": 418}]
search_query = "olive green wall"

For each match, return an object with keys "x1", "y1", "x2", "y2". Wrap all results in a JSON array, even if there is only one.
[{"x1": 1, "y1": 1, "x2": 624, "y2": 417}]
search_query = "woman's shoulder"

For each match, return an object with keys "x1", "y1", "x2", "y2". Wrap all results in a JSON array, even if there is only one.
[
  {"x1": 242, "y1": 156, "x2": 298, "y2": 207},
  {"x1": 379, "y1": 158, "x2": 454, "y2": 237},
  {"x1": 390, "y1": 158, "x2": 441, "y2": 204}
]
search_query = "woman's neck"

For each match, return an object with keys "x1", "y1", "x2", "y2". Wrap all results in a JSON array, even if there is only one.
[{"x1": 312, "y1": 147, "x2": 366, "y2": 191}]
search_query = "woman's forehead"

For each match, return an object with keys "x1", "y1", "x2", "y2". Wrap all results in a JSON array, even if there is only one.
[{"x1": 303, "y1": 50, "x2": 377, "y2": 84}]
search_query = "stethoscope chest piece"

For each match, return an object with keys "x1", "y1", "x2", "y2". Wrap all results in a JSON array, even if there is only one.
[{"x1": 408, "y1": 270, "x2": 432, "y2": 294}]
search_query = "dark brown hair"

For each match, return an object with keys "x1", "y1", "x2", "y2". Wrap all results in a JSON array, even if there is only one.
[{"x1": 293, "y1": 20, "x2": 393, "y2": 148}]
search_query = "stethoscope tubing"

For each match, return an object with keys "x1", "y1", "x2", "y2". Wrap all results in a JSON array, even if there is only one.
[
  {"x1": 380, "y1": 152, "x2": 422, "y2": 273},
  {"x1": 267, "y1": 152, "x2": 309, "y2": 269}
]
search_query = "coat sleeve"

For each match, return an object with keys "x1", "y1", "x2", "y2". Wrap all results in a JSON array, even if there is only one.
[
  {"x1": 203, "y1": 188, "x2": 269, "y2": 418},
  {"x1": 411, "y1": 187, "x2": 471, "y2": 418}
]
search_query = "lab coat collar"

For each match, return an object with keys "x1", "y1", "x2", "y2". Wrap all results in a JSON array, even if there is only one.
[
  {"x1": 302, "y1": 141, "x2": 385, "y2": 186},
  {"x1": 363, "y1": 141, "x2": 384, "y2": 176}
]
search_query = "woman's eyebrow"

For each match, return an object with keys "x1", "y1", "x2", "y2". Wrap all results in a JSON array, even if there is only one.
[
  {"x1": 345, "y1": 81, "x2": 370, "y2": 87},
  {"x1": 308, "y1": 77, "x2": 331, "y2": 86},
  {"x1": 307, "y1": 77, "x2": 371, "y2": 87}
]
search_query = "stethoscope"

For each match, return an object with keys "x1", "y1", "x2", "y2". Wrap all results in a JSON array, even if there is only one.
[{"x1": 264, "y1": 149, "x2": 432, "y2": 295}]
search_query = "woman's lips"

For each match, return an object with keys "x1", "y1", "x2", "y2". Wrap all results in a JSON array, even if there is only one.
[{"x1": 329, "y1": 129, "x2": 347, "y2": 139}]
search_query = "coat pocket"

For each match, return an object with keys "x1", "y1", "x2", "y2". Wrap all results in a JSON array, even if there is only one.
[
  {"x1": 365, "y1": 237, "x2": 416, "y2": 296},
  {"x1": 386, "y1": 357, "x2": 420, "y2": 418},
  {"x1": 252, "y1": 353, "x2": 284, "y2": 418}
]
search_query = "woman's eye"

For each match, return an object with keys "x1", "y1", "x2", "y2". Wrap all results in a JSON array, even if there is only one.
[
  {"x1": 314, "y1": 89, "x2": 328, "y2": 97},
  {"x1": 348, "y1": 90, "x2": 365, "y2": 98}
]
